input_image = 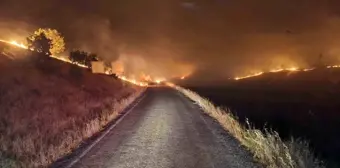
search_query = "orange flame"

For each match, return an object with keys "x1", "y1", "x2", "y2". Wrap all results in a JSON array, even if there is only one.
[
  {"x1": 0, "y1": 40, "x2": 29, "y2": 49},
  {"x1": 235, "y1": 72, "x2": 264, "y2": 80},
  {"x1": 118, "y1": 76, "x2": 148, "y2": 86},
  {"x1": 234, "y1": 66, "x2": 336, "y2": 80}
]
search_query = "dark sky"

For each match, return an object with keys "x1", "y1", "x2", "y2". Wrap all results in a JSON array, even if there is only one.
[{"x1": 1, "y1": 0, "x2": 340, "y2": 83}]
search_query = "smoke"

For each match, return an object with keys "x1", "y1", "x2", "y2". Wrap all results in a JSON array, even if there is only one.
[
  {"x1": 0, "y1": 19, "x2": 36, "y2": 42},
  {"x1": 176, "y1": 0, "x2": 340, "y2": 83},
  {"x1": 69, "y1": 17, "x2": 120, "y2": 63},
  {"x1": 112, "y1": 46, "x2": 194, "y2": 79},
  {"x1": 2, "y1": 0, "x2": 340, "y2": 84}
]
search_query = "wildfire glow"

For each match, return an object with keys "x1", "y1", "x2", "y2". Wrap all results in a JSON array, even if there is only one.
[
  {"x1": 50, "y1": 55, "x2": 88, "y2": 68},
  {"x1": 0, "y1": 38, "x2": 149, "y2": 87},
  {"x1": 141, "y1": 74, "x2": 152, "y2": 82},
  {"x1": 140, "y1": 73, "x2": 167, "y2": 85},
  {"x1": 234, "y1": 66, "x2": 332, "y2": 80},
  {"x1": 0, "y1": 39, "x2": 86, "y2": 68},
  {"x1": 235, "y1": 72, "x2": 264, "y2": 80},
  {"x1": 327, "y1": 65, "x2": 340, "y2": 68},
  {"x1": 234, "y1": 67, "x2": 301, "y2": 80},
  {"x1": 0, "y1": 39, "x2": 29, "y2": 49},
  {"x1": 303, "y1": 68, "x2": 315, "y2": 71},
  {"x1": 4, "y1": 38, "x2": 340, "y2": 85},
  {"x1": 178, "y1": 72, "x2": 191, "y2": 80},
  {"x1": 118, "y1": 76, "x2": 148, "y2": 86},
  {"x1": 10, "y1": 41, "x2": 28, "y2": 49}
]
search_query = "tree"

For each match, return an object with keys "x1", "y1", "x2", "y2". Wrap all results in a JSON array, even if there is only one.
[
  {"x1": 27, "y1": 28, "x2": 65, "y2": 55},
  {"x1": 85, "y1": 53, "x2": 99, "y2": 68},
  {"x1": 26, "y1": 33, "x2": 52, "y2": 56},
  {"x1": 69, "y1": 50, "x2": 87, "y2": 65},
  {"x1": 69, "y1": 50, "x2": 100, "y2": 68}
]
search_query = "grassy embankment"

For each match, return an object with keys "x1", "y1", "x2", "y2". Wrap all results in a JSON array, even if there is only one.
[
  {"x1": 170, "y1": 83, "x2": 324, "y2": 168},
  {"x1": 0, "y1": 46, "x2": 145, "y2": 167}
]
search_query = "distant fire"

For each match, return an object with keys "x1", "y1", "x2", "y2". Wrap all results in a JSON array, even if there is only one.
[
  {"x1": 154, "y1": 78, "x2": 166, "y2": 84},
  {"x1": 234, "y1": 67, "x2": 302, "y2": 80},
  {"x1": 141, "y1": 73, "x2": 152, "y2": 82},
  {"x1": 6, "y1": 38, "x2": 340, "y2": 84},
  {"x1": 118, "y1": 76, "x2": 148, "y2": 86},
  {"x1": 0, "y1": 39, "x2": 29, "y2": 49},
  {"x1": 303, "y1": 68, "x2": 315, "y2": 71},
  {"x1": 179, "y1": 72, "x2": 192, "y2": 80},
  {"x1": 0, "y1": 39, "x2": 84, "y2": 69},
  {"x1": 234, "y1": 66, "x2": 337, "y2": 80},
  {"x1": 327, "y1": 65, "x2": 340, "y2": 68},
  {"x1": 235, "y1": 72, "x2": 264, "y2": 80}
]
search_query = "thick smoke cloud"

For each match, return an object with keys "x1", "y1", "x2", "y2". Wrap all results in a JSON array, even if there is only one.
[{"x1": 1, "y1": 0, "x2": 340, "y2": 84}]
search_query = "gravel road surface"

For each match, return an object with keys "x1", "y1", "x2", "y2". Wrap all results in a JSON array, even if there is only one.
[{"x1": 54, "y1": 87, "x2": 259, "y2": 168}]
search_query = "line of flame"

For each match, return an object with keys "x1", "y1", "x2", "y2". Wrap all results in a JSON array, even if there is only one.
[
  {"x1": 234, "y1": 66, "x2": 335, "y2": 80},
  {"x1": 0, "y1": 39, "x2": 148, "y2": 86}
]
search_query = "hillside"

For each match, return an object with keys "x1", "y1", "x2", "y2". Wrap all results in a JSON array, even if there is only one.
[{"x1": 0, "y1": 44, "x2": 145, "y2": 167}]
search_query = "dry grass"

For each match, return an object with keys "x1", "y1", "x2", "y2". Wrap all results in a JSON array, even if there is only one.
[
  {"x1": 171, "y1": 84, "x2": 324, "y2": 168},
  {"x1": 0, "y1": 55, "x2": 145, "y2": 168}
]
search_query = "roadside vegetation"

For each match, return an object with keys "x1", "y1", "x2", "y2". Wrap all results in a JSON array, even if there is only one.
[
  {"x1": 69, "y1": 50, "x2": 100, "y2": 68},
  {"x1": 0, "y1": 28, "x2": 145, "y2": 168},
  {"x1": 170, "y1": 84, "x2": 324, "y2": 168},
  {"x1": 27, "y1": 28, "x2": 65, "y2": 56}
]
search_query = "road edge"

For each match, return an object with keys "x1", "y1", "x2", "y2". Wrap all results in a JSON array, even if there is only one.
[{"x1": 51, "y1": 89, "x2": 148, "y2": 168}]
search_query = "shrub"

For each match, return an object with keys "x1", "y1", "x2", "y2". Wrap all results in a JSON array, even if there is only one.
[
  {"x1": 26, "y1": 33, "x2": 52, "y2": 56},
  {"x1": 69, "y1": 50, "x2": 99, "y2": 68},
  {"x1": 27, "y1": 28, "x2": 65, "y2": 55}
]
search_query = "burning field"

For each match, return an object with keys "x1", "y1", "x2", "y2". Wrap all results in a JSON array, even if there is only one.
[
  {"x1": 183, "y1": 68, "x2": 340, "y2": 167},
  {"x1": 0, "y1": 38, "x2": 150, "y2": 86},
  {"x1": 0, "y1": 37, "x2": 195, "y2": 87}
]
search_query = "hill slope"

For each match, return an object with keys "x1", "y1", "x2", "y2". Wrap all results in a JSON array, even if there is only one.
[{"x1": 0, "y1": 46, "x2": 144, "y2": 167}]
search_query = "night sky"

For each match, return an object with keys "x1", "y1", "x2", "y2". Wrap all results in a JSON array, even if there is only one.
[{"x1": 1, "y1": 0, "x2": 340, "y2": 83}]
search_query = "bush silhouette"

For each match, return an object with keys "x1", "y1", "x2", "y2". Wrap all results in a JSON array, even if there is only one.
[
  {"x1": 69, "y1": 50, "x2": 99, "y2": 68},
  {"x1": 27, "y1": 33, "x2": 52, "y2": 56},
  {"x1": 27, "y1": 28, "x2": 65, "y2": 55}
]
